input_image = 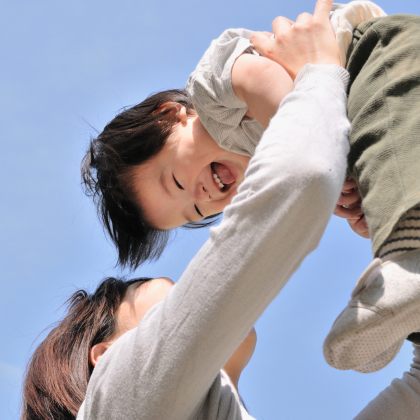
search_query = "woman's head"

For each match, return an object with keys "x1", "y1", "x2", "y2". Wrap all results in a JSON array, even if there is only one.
[
  {"x1": 82, "y1": 89, "x2": 250, "y2": 270},
  {"x1": 89, "y1": 277, "x2": 175, "y2": 366},
  {"x1": 21, "y1": 276, "x2": 154, "y2": 420},
  {"x1": 22, "y1": 276, "x2": 256, "y2": 419},
  {"x1": 88, "y1": 277, "x2": 256, "y2": 385}
]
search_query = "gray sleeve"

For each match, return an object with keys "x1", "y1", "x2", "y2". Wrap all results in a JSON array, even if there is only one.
[
  {"x1": 354, "y1": 345, "x2": 420, "y2": 420},
  {"x1": 78, "y1": 65, "x2": 351, "y2": 420},
  {"x1": 185, "y1": 28, "x2": 264, "y2": 157}
]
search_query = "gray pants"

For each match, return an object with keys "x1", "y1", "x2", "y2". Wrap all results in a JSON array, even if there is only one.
[{"x1": 347, "y1": 15, "x2": 420, "y2": 256}]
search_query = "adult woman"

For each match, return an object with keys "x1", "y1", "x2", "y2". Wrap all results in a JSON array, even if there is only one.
[{"x1": 21, "y1": 275, "x2": 420, "y2": 420}]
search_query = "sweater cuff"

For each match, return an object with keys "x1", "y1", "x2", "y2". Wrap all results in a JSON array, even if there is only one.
[{"x1": 294, "y1": 64, "x2": 349, "y2": 99}]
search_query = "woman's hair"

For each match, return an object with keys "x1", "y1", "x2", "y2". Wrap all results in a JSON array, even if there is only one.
[
  {"x1": 21, "y1": 276, "x2": 152, "y2": 420},
  {"x1": 81, "y1": 89, "x2": 219, "y2": 271}
]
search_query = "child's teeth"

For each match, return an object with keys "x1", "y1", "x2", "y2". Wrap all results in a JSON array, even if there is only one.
[{"x1": 212, "y1": 171, "x2": 224, "y2": 188}]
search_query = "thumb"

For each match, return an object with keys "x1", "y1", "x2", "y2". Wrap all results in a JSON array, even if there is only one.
[
  {"x1": 250, "y1": 31, "x2": 274, "y2": 58},
  {"x1": 262, "y1": 31, "x2": 273, "y2": 38},
  {"x1": 314, "y1": 0, "x2": 334, "y2": 21}
]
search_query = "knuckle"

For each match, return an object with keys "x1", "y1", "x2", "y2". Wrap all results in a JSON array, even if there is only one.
[
  {"x1": 299, "y1": 12, "x2": 312, "y2": 19},
  {"x1": 265, "y1": 44, "x2": 274, "y2": 57},
  {"x1": 266, "y1": 44, "x2": 274, "y2": 57},
  {"x1": 297, "y1": 12, "x2": 312, "y2": 23},
  {"x1": 313, "y1": 20, "x2": 323, "y2": 30},
  {"x1": 294, "y1": 23, "x2": 306, "y2": 32},
  {"x1": 272, "y1": 16, "x2": 283, "y2": 28}
]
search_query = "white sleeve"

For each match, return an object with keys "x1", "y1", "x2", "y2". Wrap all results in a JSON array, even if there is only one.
[
  {"x1": 330, "y1": 1, "x2": 387, "y2": 67},
  {"x1": 185, "y1": 28, "x2": 264, "y2": 157},
  {"x1": 78, "y1": 65, "x2": 351, "y2": 420}
]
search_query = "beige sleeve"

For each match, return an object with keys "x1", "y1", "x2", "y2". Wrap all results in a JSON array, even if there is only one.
[
  {"x1": 330, "y1": 1, "x2": 387, "y2": 66},
  {"x1": 185, "y1": 28, "x2": 264, "y2": 157}
]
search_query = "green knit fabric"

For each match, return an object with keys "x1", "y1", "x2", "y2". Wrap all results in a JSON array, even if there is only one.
[{"x1": 346, "y1": 15, "x2": 420, "y2": 256}]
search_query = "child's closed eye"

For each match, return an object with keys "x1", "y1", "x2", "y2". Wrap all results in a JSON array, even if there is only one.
[
  {"x1": 173, "y1": 175, "x2": 184, "y2": 190},
  {"x1": 195, "y1": 205, "x2": 203, "y2": 218}
]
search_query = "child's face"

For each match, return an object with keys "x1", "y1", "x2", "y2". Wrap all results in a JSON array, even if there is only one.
[{"x1": 131, "y1": 107, "x2": 250, "y2": 229}]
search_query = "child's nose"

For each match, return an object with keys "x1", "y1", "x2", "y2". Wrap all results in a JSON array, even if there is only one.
[{"x1": 194, "y1": 184, "x2": 212, "y2": 201}]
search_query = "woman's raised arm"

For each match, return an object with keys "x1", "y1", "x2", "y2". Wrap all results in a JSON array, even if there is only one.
[{"x1": 79, "y1": 64, "x2": 350, "y2": 420}]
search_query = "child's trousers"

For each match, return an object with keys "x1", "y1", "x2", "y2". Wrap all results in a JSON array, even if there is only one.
[{"x1": 347, "y1": 15, "x2": 420, "y2": 256}]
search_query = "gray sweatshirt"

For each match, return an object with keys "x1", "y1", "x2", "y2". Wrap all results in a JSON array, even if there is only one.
[{"x1": 77, "y1": 66, "x2": 420, "y2": 420}]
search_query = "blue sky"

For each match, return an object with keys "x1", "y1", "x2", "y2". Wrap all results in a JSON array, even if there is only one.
[{"x1": 1, "y1": 0, "x2": 419, "y2": 418}]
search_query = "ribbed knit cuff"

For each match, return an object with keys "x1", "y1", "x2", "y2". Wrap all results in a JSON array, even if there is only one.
[
  {"x1": 294, "y1": 64, "x2": 349, "y2": 99},
  {"x1": 379, "y1": 205, "x2": 420, "y2": 261}
]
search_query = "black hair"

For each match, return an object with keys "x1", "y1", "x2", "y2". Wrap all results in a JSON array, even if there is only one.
[
  {"x1": 21, "y1": 276, "x2": 153, "y2": 420},
  {"x1": 81, "y1": 89, "x2": 219, "y2": 270}
]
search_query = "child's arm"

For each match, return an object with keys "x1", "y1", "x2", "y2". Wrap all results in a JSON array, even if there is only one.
[{"x1": 231, "y1": 53, "x2": 294, "y2": 128}]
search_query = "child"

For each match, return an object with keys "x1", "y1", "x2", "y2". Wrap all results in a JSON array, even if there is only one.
[{"x1": 184, "y1": 1, "x2": 420, "y2": 374}]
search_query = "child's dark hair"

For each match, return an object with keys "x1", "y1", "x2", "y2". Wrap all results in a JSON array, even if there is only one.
[
  {"x1": 81, "y1": 89, "x2": 219, "y2": 270},
  {"x1": 21, "y1": 276, "x2": 153, "y2": 420}
]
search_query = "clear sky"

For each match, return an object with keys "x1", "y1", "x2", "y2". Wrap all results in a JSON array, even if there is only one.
[{"x1": 1, "y1": 0, "x2": 419, "y2": 418}]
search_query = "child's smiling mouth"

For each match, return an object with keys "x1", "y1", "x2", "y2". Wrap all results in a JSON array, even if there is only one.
[{"x1": 211, "y1": 162, "x2": 236, "y2": 192}]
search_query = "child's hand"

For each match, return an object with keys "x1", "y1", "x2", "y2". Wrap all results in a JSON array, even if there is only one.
[
  {"x1": 250, "y1": 0, "x2": 341, "y2": 80},
  {"x1": 334, "y1": 177, "x2": 370, "y2": 239}
]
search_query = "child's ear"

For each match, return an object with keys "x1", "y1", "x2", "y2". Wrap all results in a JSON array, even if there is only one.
[
  {"x1": 153, "y1": 103, "x2": 188, "y2": 125},
  {"x1": 175, "y1": 105, "x2": 188, "y2": 126},
  {"x1": 90, "y1": 342, "x2": 114, "y2": 367},
  {"x1": 153, "y1": 102, "x2": 188, "y2": 126}
]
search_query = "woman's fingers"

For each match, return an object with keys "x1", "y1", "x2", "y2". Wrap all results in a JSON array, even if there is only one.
[
  {"x1": 342, "y1": 177, "x2": 357, "y2": 192},
  {"x1": 335, "y1": 203, "x2": 370, "y2": 238},
  {"x1": 334, "y1": 204, "x2": 363, "y2": 219},
  {"x1": 335, "y1": 175, "x2": 370, "y2": 238},
  {"x1": 261, "y1": 31, "x2": 274, "y2": 40},
  {"x1": 252, "y1": 0, "x2": 341, "y2": 79},
  {"x1": 250, "y1": 32, "x2": 274, "y2": 57},
  {"x1": 348, "y1": 216, "x2": 370, "y2": 238},
  {"x1": 313, "y1": 0, "x2": 334, "y2": 21},
  {"x1": 336, "y1": 190, "x2": 361, "y2": 206},
  {"x1": 271, "y1": 16, "x2": 295, "y2": 35},
  {"x1": 295, "y1": 12, "x2": 313, "y2": 25}
]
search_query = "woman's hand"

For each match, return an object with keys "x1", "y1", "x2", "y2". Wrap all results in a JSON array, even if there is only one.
[
  {"x1": 334, "y1": 177, "x2": 370, "y2": 238},
  {"x1": 250, "y1": 0, "x2": 341, "y2": 80}
]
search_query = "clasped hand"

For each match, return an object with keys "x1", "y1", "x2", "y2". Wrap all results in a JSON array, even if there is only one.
[{"x1": 250, "y1": 0, "x2": 342, "y2": 80}]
